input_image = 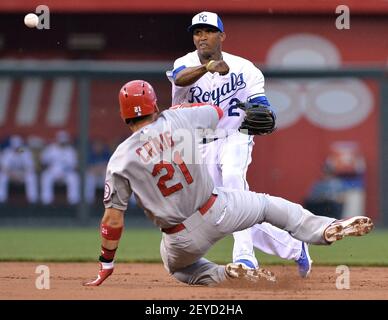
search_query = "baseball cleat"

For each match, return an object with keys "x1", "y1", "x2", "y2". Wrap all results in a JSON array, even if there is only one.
[
  {"x1": 225, "y1": 263, "x2": 276, "y2": 283},
  {"x1": 83, "y1": 263, "x2": 114, "y2": 286},
  {"x1": 324, "y1": 216, "x2": 374, "y2": 243},
  {"x1": 295, "y1": 242, "x2": 313, "y2": 278},
  {"x1": 234, "y1": 259, "x2": 256, "y2": 269}
]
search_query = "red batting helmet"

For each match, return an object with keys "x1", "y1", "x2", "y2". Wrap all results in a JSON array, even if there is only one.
[{"x1": 118, "y1": 80, "x2": 159, "y2": 122}]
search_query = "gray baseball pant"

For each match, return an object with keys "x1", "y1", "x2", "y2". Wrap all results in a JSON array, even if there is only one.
[{"x1": 160, "y1": 187, "x2": 335, "y2": 286}]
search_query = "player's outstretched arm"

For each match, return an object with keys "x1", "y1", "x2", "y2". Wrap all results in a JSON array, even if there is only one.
[
  {"x1": 174, "y1": 60, "x2": 229, "y2": 87},
  {"x1": 83, "y1": 207, "x2": 124, "y2": 286},
  {"x1": 174, "y1": 65, "x2": 209, "y2": 87}
]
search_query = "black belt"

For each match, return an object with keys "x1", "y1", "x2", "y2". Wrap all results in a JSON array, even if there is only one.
[{"x1": 201, "y1": 137, "x2": 219, "y2": 144}]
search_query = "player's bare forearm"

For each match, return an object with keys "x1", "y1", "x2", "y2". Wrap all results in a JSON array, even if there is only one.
[
  {"x1": 174, "y1": 65, "x2": 208, "y2": 87},
  {"x1": 175, "y1": 60, "x2": 230, "y2": 87}
]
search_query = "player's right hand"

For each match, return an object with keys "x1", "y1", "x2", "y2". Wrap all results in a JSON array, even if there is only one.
[
  {"x1": 83, "y1": 263, "x2": 114, "y2": 286},
  {"x1": 207, "y1": 60, "x2": 229, "y2": 75}
]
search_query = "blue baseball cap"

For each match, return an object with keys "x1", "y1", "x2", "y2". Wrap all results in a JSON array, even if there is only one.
[{"x1": 188, "y1": 11, "x2": 224, "y2": 33}]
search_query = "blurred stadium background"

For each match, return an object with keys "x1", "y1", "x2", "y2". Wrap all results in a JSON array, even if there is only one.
[{"x1": 0, "y1": 0, "x2": 387, "y2": 264}]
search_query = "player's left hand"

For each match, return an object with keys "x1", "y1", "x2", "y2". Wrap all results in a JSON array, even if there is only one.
[
  {"x1": 83, "y1": 263, "x2": 114, "y2": 286},
  {"x1": 237, "y1": 102, "x2": 276, "y2": 136}
]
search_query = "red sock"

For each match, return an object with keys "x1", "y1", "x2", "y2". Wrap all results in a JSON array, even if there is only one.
[{"x1": 99, "y1": 246, "x2": 117, "y2": 263}]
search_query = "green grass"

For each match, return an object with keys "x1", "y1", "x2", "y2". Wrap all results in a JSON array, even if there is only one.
[{"x1": 0, "y1": 228, "x2": 387, "y2": 266}]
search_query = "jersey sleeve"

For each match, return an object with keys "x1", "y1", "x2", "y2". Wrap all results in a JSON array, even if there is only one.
[
  {"x1": 169, "y1": 57, "x2": 188, "y2": 81},
  {"x1": 166, "y1": 57, "x2": 190, "y2": 104},
  {"x1": 103, "y1": 164, "x2": 132, "y2": 211},
  {"x1": 245, "y1": 61, "x2": 267, "y2": 102},
  {"x1": 178, "y1": 104, "x2": 223, "y2": 131}
]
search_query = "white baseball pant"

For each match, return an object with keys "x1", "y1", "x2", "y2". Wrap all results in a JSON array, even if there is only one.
[
  {"x1": 200, "y1": 131, "x2": 303, "y2": 266},
  {"x1": 0, "y1": 170, "x2": 38, "y2": 203},
  {"x1": 41, "y1": 167, "x2": 80, "y2": 204}
]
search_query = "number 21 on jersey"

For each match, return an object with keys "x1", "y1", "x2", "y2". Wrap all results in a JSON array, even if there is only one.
[{"x1": 152, "y1": 152, "x2": 193, "y2": 197}]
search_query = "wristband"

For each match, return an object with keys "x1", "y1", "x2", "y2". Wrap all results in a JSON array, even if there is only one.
[
  {"x1": 206, "y1": 60, "x2": 215, "y2": 71},
  {"x1": 101, "y1": 224, "x2": 123, "y2": 240}
]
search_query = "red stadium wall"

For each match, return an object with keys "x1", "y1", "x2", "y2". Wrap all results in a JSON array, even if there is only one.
[
  {"x1": 222, "y1": 15, "x2": 387, "y2": 64},
  {"x1": 219, "y1": 15, "x2": 386, "y2": 220},
  {"x1": 247, "y1": 86, "x2": 379, "y2": 219}
]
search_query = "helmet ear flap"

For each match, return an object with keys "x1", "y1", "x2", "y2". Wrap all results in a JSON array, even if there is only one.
[{"x1": 119, "y1": 80, "x2": 158, "y2": 121}]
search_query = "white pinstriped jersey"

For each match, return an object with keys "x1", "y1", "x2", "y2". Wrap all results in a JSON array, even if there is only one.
[
  {"x1": 103, "y1": 106, "x2": 221, "y2": 229},
  {"x1": 169, "y1": 50, "x2": 266, "y2": 132}
]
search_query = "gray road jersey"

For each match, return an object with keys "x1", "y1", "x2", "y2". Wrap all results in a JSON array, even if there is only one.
[{"x1": 104, "y1": 105, "x2": 220, "y2": 228}]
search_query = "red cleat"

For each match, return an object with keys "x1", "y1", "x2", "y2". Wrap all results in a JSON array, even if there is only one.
[{"x1": 83, "y1": 263, "x2": 114, "y2": 286}]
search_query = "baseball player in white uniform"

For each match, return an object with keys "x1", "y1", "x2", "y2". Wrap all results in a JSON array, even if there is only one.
[
  {"x1": 0, "y1": 135, "x2": 38, "y2": 203},
  {"x1": 84, "y1": 80, "x2": 373, "y2": 287},
  {"x1": 40, "y1": 130, "x2": 80, "y2": 205},
  {"x1": 167, "y1": 11, "x2": 312, "y2": 277}
]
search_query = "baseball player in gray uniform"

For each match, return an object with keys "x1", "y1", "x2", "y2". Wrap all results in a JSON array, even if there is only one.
[{"x1": 84, "y1": 80, "x2": 373, "y2": 287}]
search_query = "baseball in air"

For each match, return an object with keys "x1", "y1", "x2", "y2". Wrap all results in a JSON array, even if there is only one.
[{"x1": 24, "y1": 13, "x2": 39, "y2": 28}]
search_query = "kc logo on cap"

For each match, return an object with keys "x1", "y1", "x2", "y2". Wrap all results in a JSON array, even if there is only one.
[
  {"x1": 198, "y1": 13, "x2": 208, "y2": 23},
  {"x1": 188, "y1": 11, "x2": 224, "y2": 33}
]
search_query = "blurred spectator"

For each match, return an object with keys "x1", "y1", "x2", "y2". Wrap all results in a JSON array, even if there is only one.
[
  {"x1": 26, "y1": 135, "x2": 45, "y2": 174},
  {"x1": 85, "y1": 140, "x2": 110, "y2": 203},
  {"x1": 304, "y1": 164, "x2": 345, "y2": 219},
  {"x1": 325, "y1": 141, "x2": 366, "y2": 218},
  {"x1": 0, "y1": 135, "x2": 38, "y2": 203},
  {"x1": 40, "y1": 130, "x2": 80, "y2": 205}
]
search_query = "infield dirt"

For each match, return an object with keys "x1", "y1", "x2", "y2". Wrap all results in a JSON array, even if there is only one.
[{"x1": 1, "y1": 262, "x2": 387, "y2": 300}]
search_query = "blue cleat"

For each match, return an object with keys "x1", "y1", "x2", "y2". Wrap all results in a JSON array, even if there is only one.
[
  {"x1": 296, "y1": 242, "x2": 313, "y2": 278},
  {"x1": 234, "y1": 259, "x2": 256, "y2": 270}
]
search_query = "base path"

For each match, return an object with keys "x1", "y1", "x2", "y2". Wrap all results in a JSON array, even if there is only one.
[{"x1": 1, "y1": 262, "x2": 387, "y2": 300}]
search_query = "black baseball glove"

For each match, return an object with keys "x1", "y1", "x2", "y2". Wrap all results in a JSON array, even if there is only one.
[{"x1": 236, "y1": 101, "x2": 276, "y2": 136}]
